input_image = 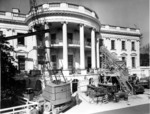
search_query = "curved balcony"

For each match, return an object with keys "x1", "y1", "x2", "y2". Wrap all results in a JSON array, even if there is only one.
[
  {"x1": 26, "y1": 2, "x2": 100, "y2": 31},
  {"x1": 27, "y1": 2, "x2": 99, "y2": 19}
]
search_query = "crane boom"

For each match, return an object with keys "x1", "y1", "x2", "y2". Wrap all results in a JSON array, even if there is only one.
[{"x1": 2, "y1": 29, "x2": 51, "y2": 41}]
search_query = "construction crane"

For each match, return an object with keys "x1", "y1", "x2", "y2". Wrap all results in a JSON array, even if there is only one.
[
  {"x1": 100, "y1": 45, "x2": 133, "y2": 94},
  {"x1": 1, "y1": 0, "x2": 73, "y2": 113}
]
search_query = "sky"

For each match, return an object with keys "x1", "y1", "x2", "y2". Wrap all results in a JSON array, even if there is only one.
[{"x1": 0, "y1": 0, "x2": 149, "y2": 47}]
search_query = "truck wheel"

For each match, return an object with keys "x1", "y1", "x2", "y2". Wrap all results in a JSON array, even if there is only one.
[
  {"x1": 124, "y1": 96, "x2": 128, "y2": 101},
  {"x1": 133, "y1": 90, "x2": 136, "y2": 95},
  {"x1": 44, "y1": 102, "x2": 52, "y2": 112},
  {"x1": 115, "y1": 97, "x2": 119, "y2": 102}
]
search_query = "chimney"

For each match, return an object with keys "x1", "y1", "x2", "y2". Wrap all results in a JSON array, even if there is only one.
[
  {"x1": 12, "y1": 8, "x2": 20, "y2": 13},
  {"x1": 12, "y1": 8, "x2": 20, "y2": 16}
]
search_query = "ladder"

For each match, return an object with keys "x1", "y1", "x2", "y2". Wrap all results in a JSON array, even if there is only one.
[
  {"x1": 45, "y1": 52, "x2": 66, "y2": 84},
  {"x1": 100, "y1": 46, "x2": 133, "y2": 94}
]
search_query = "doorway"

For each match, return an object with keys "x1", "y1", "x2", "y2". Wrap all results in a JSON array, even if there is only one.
[
  {"x1": 87, "y1": 57, "x2": 91, "y2": 72},
  {"x1": 72, "y1": 79, "x2": 79, "y2": 93}
]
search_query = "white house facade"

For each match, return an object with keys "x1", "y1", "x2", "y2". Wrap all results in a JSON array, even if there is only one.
[
  {"x1": 0, "y1": 2, "x2": 145, "y2": 78},
  {"x1": 100, "y1": 25, "x2": 141, "y2": 76}
]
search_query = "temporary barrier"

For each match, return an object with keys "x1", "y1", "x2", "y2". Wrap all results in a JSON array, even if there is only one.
[{"x1": 0, "y1": 97, "x2": 38, "y2": 114}]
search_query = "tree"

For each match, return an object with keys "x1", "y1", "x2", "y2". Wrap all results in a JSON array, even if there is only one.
[
  {"x1": 140, "y1": 43, "x2": 150, "y2": 66},
  {"x1": 0, "y1": 36, "x2": 17, "y2": 89},
  {"x1": 0, "y1": 34, "x2": 20, "y2": 108}
]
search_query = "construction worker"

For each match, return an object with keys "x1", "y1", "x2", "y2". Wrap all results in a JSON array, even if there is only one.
[
  {"x1": 38, "y1": 105, "x2": 44, "y2": 114},
  {"x1": 104, "y1": 76, "x2": 107, "y2": 84},
  {"x1": 75, "y1": 92, "x2": 79, "y2": 105},
  {"x1": 30, "y1": 105, "x2": 39, "y2": 114}
]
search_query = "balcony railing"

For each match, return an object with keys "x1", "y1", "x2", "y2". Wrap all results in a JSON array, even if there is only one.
[
  {"x1": 28, "y1": 3, "x2": 99, "y2": 19},
  {"x1": 51, "y1": 39, "x2": 91, "y2": 47}
]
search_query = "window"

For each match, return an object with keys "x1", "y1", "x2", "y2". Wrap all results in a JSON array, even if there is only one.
[
  {"x1": 122, "y1": 57, "x2": 126, "y2": 62},
  {"x1": 111, "y1": 40, "x2": 115, "y2": 50},
  {"x1": 122, "y1": 57, "x2": 126, "y2": 65},
  {"x1": 51, "y1": 55, "x2": 57, "y2": 69},
  {"x1": 132, "y1": 57, "x2": 136, "y2": 68},
  {"x1": 100, "y1": 56, "x2": 102, "y2": 68},
  {"x1": 68, "y1": 33, "x2": 73, "y2": 44},
  {"x1": 18, "y1": 55, "x2": 25, "y2": 71},
  {"x1": 131, "y1": 41, "x2": 135, "y2": 51},
  {"x1": 122, "y1": 41, "x2": 126, "y2": 50},
  {"x1": 68, "y1": 55, "x2": 73, "y2": 69},
  {"x1": 87, "y1": 39, "x2": 91, "y2": 46},
  {"x1": 37, "y1": 48, "x2": 45, "y2": 64},
  {"x1": 99, "y1": 39, "x2": 103, "y2": 46},
  {"x1": 87, "y1": 57, "x2": 91, "y2": 68},
  {"x1": 17, "y1": 33, "x2": 25, "y2": 45},
  {"x1": 51, "y1": 34, "x2": 56, "y2": 44},
  {"x1": 0, "y1": 31, "x2": 3, "y2": 36}
]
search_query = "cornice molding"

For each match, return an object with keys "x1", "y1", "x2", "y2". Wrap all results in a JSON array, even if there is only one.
[
  {"x1": 101, "y1": 35, "x2": 139, "y2": 42},
  {"x1": 25, "y1": 10, "x2": 100, "y2": 28},
  {"x1": 121, "y1": 53, "x2": 128, "y2": 56},
  {"x1": 105, "y1": 37, "x2": 110, "y2": 40},
  {"x1": 130, "y1": 53, "x2": 137, "y2": 56},
  {"x1": 127, "y1": 39, "x2": 131, "y2": 41},
  {"x1": 111, "y1": 52, "x2": 117, "y2": 55},
  {"x1": 15, "y1": 49, "x2": 28, "y2": 54},
  {"x1": 0, "y1": 19, "x2": 26, "y2": 26},
  {"x1": 117, "y1": 38, "x2": 121, "y2": 41},
  {"x1": 101, "y1": 30, "x2": 141, "y2": 37}
]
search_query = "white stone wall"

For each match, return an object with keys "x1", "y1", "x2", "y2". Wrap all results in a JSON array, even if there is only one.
[
  {"x1": 102, "y1": 35, "x2": 140, "y2": 68},
  {"x1": 101, "y1": 25, "x2": 141, "y2": 74},
  {"x1": 0, "y1": 3, "x2": 142, "y2": 76}
]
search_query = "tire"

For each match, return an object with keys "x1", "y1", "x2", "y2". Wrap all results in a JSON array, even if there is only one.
[
  {"x1": 124, "y1": 96, "x2": 128, "y2": 101},
  {"x1": 115, "y1": 97, "x2": 119, "y2": 102},
  {"x1": 86, "y1": 91, "x2": 89, "y2": 96},
  {"x1": 44, "y1": 102, "x2": 52, "y2": 112},
  {"x1": 133, "y1": 89, "x2": 136, "y2": 95},
  {"x1": 147, "y1": 85, "x2": 150, "y2": 89}
]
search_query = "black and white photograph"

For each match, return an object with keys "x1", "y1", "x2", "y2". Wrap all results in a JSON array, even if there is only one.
[{"x1": 0, "y1": 0, "x2": 149, "y2": 114}]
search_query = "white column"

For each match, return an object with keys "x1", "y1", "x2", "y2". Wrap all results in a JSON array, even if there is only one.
[
  {"x1": 32, "y1": 28, "x2": 38, "y2": 69},
  {"x1": 91, "y1": 28, "x2": 96, "y2": 69},
  {"x1": 62, "y1": 22, "x2": 69, "y2": 75},
  {"x1": 97, "y1": 37, "x2": 100, "y2": 69},
  {"x1": 80, "y1": 24, "x2": 86, "y2": 74},
  {"x1": 44, "y1": 23, "x2": 51, "y2": 68}
]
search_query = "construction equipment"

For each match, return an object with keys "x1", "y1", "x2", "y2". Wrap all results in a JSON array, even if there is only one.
[
  {"x1": 100, "y1": 45, "x2": 133, "y2": 94},
  {"x1": 86, "y1": 84, "x2": 108, "y2": 103},
  {"x1": 1, "y1": 1, "x2": 72, "y2": 113},
  {"x1": 39, "y1": 45, "x2": 72, "y2": 112}
]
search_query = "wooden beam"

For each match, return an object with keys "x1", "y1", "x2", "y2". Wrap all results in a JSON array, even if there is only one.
[{"x1": 2, "y1": 29, "x2": 51, "y2": 41}]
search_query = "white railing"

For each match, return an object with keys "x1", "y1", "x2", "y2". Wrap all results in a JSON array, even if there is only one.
[
  {"x1": 27, "y1": 3, "x2": 98, "y2": 19},
  {"x1": 51, "y1": 39, "x2": 91, "y2": 46},
  {"x1": 0, "y1": 11, "x2": 26, "y2": 21},
  {"x1": 0, "y1": 97, "x2": 38, "y2": 114},
  {"x1": 101, "y1": 25, "x2": 140, "y2": 33}
]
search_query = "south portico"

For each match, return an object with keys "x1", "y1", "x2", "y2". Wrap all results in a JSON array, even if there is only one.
[
  {"x1": 31, "y1": 21, "x2": 100, "y2": 76},
  {"x1": 25, "y1": 2, "x2": 101, "y2": 76}
]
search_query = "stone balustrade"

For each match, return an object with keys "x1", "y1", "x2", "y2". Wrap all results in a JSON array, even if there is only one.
[
  {"x1": 0, "y1": 11, "x2": 26, "y2": 18},
  {"x1": 27, "y1": 2, "x2": 99, "y2": 19},
  {"x1": 101, "y1": 24, "x2": 140, "y2": 34},
  {"x1": 51, "y1": 39, "x2": 91, "y2": 47}
]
